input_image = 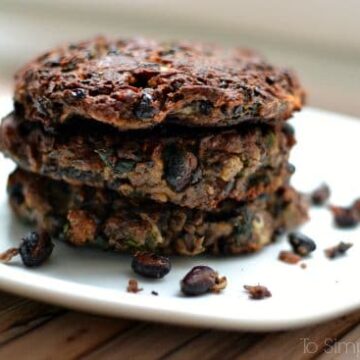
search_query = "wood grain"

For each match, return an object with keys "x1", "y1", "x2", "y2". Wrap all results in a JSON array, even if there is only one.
[
  {"x1": 162, "y1": 331, "x2": 264, "y2": 360},
  {"x1": 0, "y1": 291, "x2": 62, "y2": 345},
  {"x1": 0, "y1": 296, "x2": 359, "y2": 359},
  {"x1": 318, "y1": 322, "x2": 360, "y2": 359},
  {"x1": 234, "y1": 311, "x2": 360, "y2": 360},
  {"x1": 139, "y1": 311, "x2": 360, "y2": 360},
  {"x1": 0, "y1": 312, "x2": 134, "y2": 360},
  {"x1": 83, "y1": 323, "x2": 206, "y2": 360}
]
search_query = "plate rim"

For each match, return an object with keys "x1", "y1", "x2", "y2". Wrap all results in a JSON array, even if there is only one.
[{"x1": 0, "y1": 264, "x2": 359, "y2": 332}]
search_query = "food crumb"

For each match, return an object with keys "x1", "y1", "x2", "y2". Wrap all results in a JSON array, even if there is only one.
[
  {"x1": 300, "y1": 263, "x2": 307, "y2": 269},
  {"x1": 244, "y1": 285, "x2": 272, "y2": 300},
  {"x1": 151, "y1": 291, "x2": 159, "y2": 296},
  {"x1": 212, "y1": 276, "x2": 227, "y2": 294},
  {"x1": 0, "y1": 247, "x2": 19, "y2": 263},
  {"x1": 278, "y1": 250, "x2": 301, "y2": 264},
  {"x1": 325, "y1": 242, "x2": 353, "y2": 259},
  {"x1": 330, "y1": 205, "x2": 358, "y2": 229},
  {"x1": 127, "y1": 279, "x2": 143, "y2": 293}
]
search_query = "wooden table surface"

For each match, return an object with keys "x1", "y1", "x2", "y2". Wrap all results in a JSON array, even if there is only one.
[{"x1": 1, "y1": 289, "x2": 360, "y2": 359}]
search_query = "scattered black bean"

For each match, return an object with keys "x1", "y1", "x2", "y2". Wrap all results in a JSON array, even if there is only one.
[
  {"x1": 70, "y1": 88, "x2": 86, "y2": 100},
  {"x1": 325, "y1": 242, "x2": 353, "y2": 259},
  {"x1": 288, "y1": 232, "x2": 316, "y2": 257},
  {"x1": 133, "y1": 93, "x2": 155, "y2": 119},
  {"x1": 190, "y1": 167, "x2": 203, "y2": 185},
  {"x1": 330, "y1": 206, "x2": 358, "y2": 228},
  {"x1": 19, "y1": 231, "x2": 54, "y2": 267},
  {"x1": 265, "y1": 75, "x2": 276, "y2": 85},
  {"x1": 131, "y1": 252, "x2": 171, "y2": 279},
  {"x1": 198, "y1": 100, "x2": 213, "y2": 115},
  {"x1": 170, "y1": 79, "x2": 183, "y2": 91},
  {"x1": 44, "y1": 57, "x2": 61, "y2": 67},
  {"x1": 219, "y1": 80, "x2": 229, "y2": 89},
  {"x1": 61, "y1": 61, "x2": 77, "y2": 72},
  {"x1": 282, "y1": 123, "x2": 296, "y2": 147},
  {"x1": 244, "y1": 285, "x2": 272, "y2": 300},
  {"x1": 151, "y1": 291, "x2": 159, "y2": 296},
  {"x1": 282, "y1": 122, "x2": 295, "y2": 137},
  {"x1": 232, "y1": 105, "x2": 243, "y2": 117},
  {"x1": 114, "y1": 160, "x2": 136, "y2": 175},
  {"x1": 180, "y1": 266, "x2": 227, "y2": 296},
  {"x1": 287, "y1": 163, "x2": 296, "y2": 174},
  {"x1": 127, "y1": 279, "x2": 143, "y2": 293},
  {"x1": 34, "y1": 97, "x2": 51, "y2": 117},
  {"x1": 8, "y1": 182, "x2": 24, "y2": 205},
  {"x1": 163, "y1": 144, "x2": 198, "y2": 192},
  {"x1": 311, "y1": 184, "x2": 331, "y2": 206}
]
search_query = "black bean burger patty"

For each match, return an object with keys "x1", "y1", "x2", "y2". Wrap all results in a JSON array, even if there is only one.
[
  {"x1": 14, "y1": 36, "x2": 305, "y2": 132},
  {"x1": 7, "y1": 168, "x2": 308, "y2": 256},
  {"x1": 1, "y1": 112, "x2": 295, "y2": 210}
]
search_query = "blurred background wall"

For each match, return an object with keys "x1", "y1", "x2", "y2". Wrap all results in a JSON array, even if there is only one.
[{"x1": 1, "y1": 0, "x2": 359, "y2": 116}]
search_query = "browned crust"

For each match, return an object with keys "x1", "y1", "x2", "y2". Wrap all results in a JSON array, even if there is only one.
[{"x1": 14, "y1": 37, "x2": 305, "y2": 131}]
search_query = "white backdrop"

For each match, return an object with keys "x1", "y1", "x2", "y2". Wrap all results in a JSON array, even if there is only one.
[{"x1": 1, "y1": 0, "x2": 359, "y2": 115}]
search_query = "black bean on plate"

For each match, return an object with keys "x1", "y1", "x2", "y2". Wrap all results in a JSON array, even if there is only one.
[
  {"x1": 180, "y1": 266, "x2": 227, "y2": 296},
  {"x1": 131, "y1": 252, "x2": 171, "y2": 279}
]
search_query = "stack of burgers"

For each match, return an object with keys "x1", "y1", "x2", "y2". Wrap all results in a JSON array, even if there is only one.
[{"x1": 0, "y1": 37, "x2": 308, "y2": 256}]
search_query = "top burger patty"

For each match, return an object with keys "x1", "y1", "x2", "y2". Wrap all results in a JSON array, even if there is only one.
[{"x1": 14, "y1": 36, "x2": 304, "y2": 131}]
